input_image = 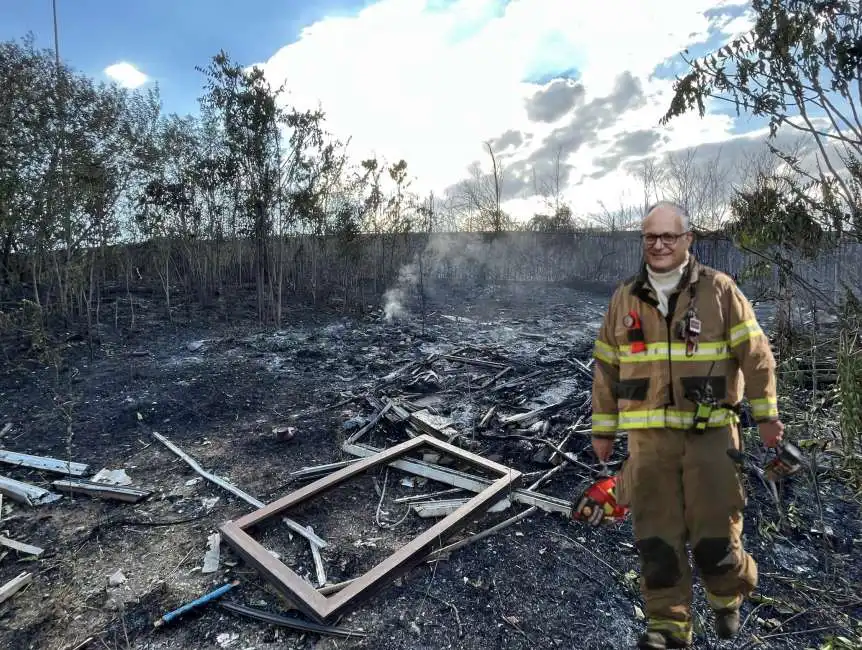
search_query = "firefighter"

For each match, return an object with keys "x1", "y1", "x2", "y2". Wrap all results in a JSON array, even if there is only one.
[{"x1": 590, "y1": 201, "x2": 784, "y2": 649}]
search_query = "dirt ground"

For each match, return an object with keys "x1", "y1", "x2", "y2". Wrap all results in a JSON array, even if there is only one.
[{"x1": 0, "y1": 281, "x2": 860, "y2": 650}]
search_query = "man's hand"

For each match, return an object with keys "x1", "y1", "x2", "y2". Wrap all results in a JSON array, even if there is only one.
[
  {"x1": 758, "y1": 420, "x2": 784, "y2": 448},
  {"x1": 592, "y1": 436, "x2": 614, "y2": 462}
]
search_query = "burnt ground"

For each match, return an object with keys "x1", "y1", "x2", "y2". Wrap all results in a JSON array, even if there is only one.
[{"x1": 0, "y1": 281, "x2": 860, "y2": 650}]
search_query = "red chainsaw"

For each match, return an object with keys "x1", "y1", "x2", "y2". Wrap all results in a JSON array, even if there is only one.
[
  {"x1": 543, "y1": 439, "x2": 630, "y2": 526},
  {"x1": 571, "y1": 473, "x2": 629, "y2": 526}
]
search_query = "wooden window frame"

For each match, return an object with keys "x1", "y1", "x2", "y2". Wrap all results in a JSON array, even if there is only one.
[{"x1": 220, "y1": 433, "x2": 521, "y2": 622}]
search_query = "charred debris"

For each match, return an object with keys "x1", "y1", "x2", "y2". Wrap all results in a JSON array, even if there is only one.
[{"x1": 0, "y1": 305, "x2": 858, "y2": 649}]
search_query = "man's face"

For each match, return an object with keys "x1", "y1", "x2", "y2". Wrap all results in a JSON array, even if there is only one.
[{"x1": 641, "y1": 207, "x2": 692, "y2": 272}]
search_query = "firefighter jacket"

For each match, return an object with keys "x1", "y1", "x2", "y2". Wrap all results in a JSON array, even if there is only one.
[{"x1": 591, "y1": 257, "x2": 778, "y2": 438}]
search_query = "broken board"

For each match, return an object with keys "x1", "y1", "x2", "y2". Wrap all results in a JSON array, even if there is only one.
[
  {"x1": 220, "y1": 434, "x2": 521, "y2": 623},
  {"x1": 0, "y1": 449, "x2": 88, "y2": 476}
]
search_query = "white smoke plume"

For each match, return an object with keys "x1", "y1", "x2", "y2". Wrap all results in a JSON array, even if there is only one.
[
  {"x1": 380, "y1": 233, "x2": 512, "y2": 322},
  {"x1": 383, "y1": 261, "x2": 419, "y2": 322}
]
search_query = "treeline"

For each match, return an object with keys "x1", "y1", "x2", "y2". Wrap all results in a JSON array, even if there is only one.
[
  {"x1": 0, "y1": 35, "x2": 699, "y2": 330},
  {"x1": 1, "y1": 37, "x2": 427, "y2": 326},
  {"x1": 1, "y1": 15, "x2": 860, "y2": 338}
]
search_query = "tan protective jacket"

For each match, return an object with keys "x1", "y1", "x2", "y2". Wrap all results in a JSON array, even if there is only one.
[{"x1": 591, "y1": 257, "x2": 778, "y2": 438}]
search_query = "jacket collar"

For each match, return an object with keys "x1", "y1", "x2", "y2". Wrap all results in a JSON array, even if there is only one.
[{"x1": 631, "y1": 255, "x2": 701, "y2": 306}]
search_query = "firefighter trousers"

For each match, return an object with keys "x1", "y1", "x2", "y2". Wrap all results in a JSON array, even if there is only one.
[{"x1": 619, "y1": 425, "x2": 758, "y2": 642}]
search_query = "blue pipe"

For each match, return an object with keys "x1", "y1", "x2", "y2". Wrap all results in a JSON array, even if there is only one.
[{"x1": 153, "y1": 580, "x2": 239, "y2": 628}]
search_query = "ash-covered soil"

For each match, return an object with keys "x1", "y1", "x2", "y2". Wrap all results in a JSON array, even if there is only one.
[{"x1": 0, "y1": 282, "x2": 859, "y2": 650}]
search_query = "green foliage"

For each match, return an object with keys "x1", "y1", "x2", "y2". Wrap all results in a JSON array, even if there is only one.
[
  {"x1": 728, "y1": 180, "x2": 826, "y2": 256},
  {"x1": 1, "y1": 35, "x2": 160, "y2": 270},
  {"x1": 2, "y1": 32, "x2": 431, "y2": 328},
  {"x1": 837, "y1": 289, "x2": 862, "y2": 485},
  {"x1": 527, "y1": 206, "x2": 578, "y2": 233},
  {"x1": 736, "y1": 259, "x2": 772, "y2": 284}
]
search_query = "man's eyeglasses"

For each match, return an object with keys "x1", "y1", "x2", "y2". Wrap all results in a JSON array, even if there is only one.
[{"x1": 641, "y1": 232, "x2": 689, "y2": 246}]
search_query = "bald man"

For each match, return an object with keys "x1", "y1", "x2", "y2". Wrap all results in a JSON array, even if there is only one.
[{"x1": 590, "y1": 202, "x2": 783, "y2": 649}]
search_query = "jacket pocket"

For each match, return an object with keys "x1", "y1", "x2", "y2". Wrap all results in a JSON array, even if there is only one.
[
  {"x1": 614, "y1": 377, "x2": 649, "y2": 401},
  {"x1": 681, "y1": 375, "x2": 727, "y2": 402}
]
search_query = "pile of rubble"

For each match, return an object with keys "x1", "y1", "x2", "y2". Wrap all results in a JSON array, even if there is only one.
[
  {"x1": 212, "y1": 339, "x2": 616, "y2": 628},
  {"x1": 0, "y1": 330, "x2": 613, "y2": 638},
  {"x1": 0, "y1": 440, "x2": 153, "y2": 607}
]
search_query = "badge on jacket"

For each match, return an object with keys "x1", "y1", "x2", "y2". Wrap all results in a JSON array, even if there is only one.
[{"x1": 624, "y1": 310, "x2": 647, "y2": 353}]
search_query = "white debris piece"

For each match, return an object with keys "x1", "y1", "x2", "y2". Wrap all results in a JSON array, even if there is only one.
[
  {"x1": 0, "y1": 535, "x2": 44, "y2": 557},
  {"x1": 0, "y1": 572, "x2": 32, "y2": 604},
  {"x1": 201, "y1": 496, "x2": 220, "y2": 512},
  {"x1": 91, "y1": 468, "x2": 133, "y2": 486},
  {"x1": 0, "y1": 449, "x2": 89, "y2": 475},
  {"x1": 107, "y1": 570, "x2": 126, "y2": 587},
  {"x1": 216, "y1": 632, "x2": 238, "y2": 647},
  {"x1": 202, "y1": 533, "x2": 221, "y2": 574}
]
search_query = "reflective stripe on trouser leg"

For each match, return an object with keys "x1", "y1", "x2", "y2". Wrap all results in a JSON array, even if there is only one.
[
  {"x1": 706, "y1": 591, "x2": 744, "y2": 612},
  {"x1": 648, "y1": 617, "x2": 693, "y2": 644},
  {"x1": 628, "y1": 430, "x2": 692, "y2": 624},
  {"x1": 683, "y1": 424, "x2": 759, "y2": 608}
]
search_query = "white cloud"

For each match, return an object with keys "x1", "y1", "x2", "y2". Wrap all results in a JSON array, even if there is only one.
[
  {"x1": 258, "y1": 0, "x2": 759, "y2": 218},
  {"x1": 104, "y1": 62, "x2": 148, "y2": 89}
]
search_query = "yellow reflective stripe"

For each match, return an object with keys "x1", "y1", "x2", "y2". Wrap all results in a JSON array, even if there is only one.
[
  {"x1": 706, "y1": 592, "x2": 742, "y2": 611},
  {"x1": 666, "y1": 409, "x2": 736, "y2": 427},
  {"x1": 591, "y1": 413, "x2": 619, "y2": 432},
  {"x1": 729, "y1": 319, "x2": 764, "y2": 347},
  {"x1": 618, "y1": 409, "x2": 669, "y2": 428},
  {"x1": 750, "y1": 397, "x2": 778, "y2": 419},
  {"x1": 593, "y1": 340, "x2": 618, "y2": 365},
  {"x1": 618, "y1": 408, "x2": 739, "y2": 430},
  {"x1": 617, "y1": 341, "x2": 732, "y2": 363},
  {"x1": 648, "y1": 617, "x2": 693, "y2": 641}
]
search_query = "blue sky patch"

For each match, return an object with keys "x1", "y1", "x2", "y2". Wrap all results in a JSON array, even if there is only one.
[
  {"x1": 0, "y1": 0, "x2": 370, "y2": 115},
  {"x1": 527, "y1": 67, "x2": 580, "y2": 86}
]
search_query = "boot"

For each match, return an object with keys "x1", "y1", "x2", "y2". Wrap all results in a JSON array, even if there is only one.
[
  {"x1": 715, "y1": 608, "x2": 740, "y2": 639},
  {"x1": 637, "y1": 630, "x2": 691, "y2": 649}
]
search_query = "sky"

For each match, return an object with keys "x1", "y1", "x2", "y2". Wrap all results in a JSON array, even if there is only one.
[{"x1": 1, "y1": 0, "x2": 802, "y2": 221}]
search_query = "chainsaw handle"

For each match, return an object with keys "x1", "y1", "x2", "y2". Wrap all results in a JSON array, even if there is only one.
[{"x1": 726, "y1": 448, "x2": 744, "y2": 465}]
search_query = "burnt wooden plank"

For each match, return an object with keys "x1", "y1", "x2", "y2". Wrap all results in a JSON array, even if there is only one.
[
  {"x1": 0, "y1": 450, "x2": 89, "y2": 476},
  {"x1": 220, "y1": 521, "x2": 328, "y2": 621},
  {"x1": 51, "y1": 479, "x2": 151, "y2": 503}
]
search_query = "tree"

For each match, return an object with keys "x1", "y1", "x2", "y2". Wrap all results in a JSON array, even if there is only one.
[
  {"x1": 592, "y1": 199, "x2": 639, "y2": 232},
  {"x1": 634, "y1": 158, "x2": 665, "y2": 216},
  {"x1": 197, "y1": 51, "x2": 283, "y2": 320},
  {"x1": 660, "y1": 1, "x2": 862, "y2": 480},
  {"x1": 385, "y1": 159, "x2": 413, "y2": 234},
  {"x1": 414, "y1": 191, "x2": 435, "y2": 334},
  {"x1": 0, "y1": 36, "x2": 57, "y2": 284},
  {"x1": 458, "y1": 142, "x2": 510, "y2": 232},
  {"x1": 533, "y1": 144, "x2": 571, "y2": 219},
  {"x1": 727, "y1": 172, "x2": 825, "y2": 350},
  {"x1": 527, "y1": 206, "x2": 578, "y2": 232},
  {"x1": 136, "y1": 115, "x2": 206, "y2": 315},
  {"x1": 1, "y1": 35, "x2": 159, "y2": 320},
  {"x1": 661, "y1": 0, "x2": 862, "y2": 237},
  {"x1": 195, "y1": 50, "x2": 342, "y2": 320},
  {"x1": 661, "y1": 148, "x2": 731, "y2": 231}
]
